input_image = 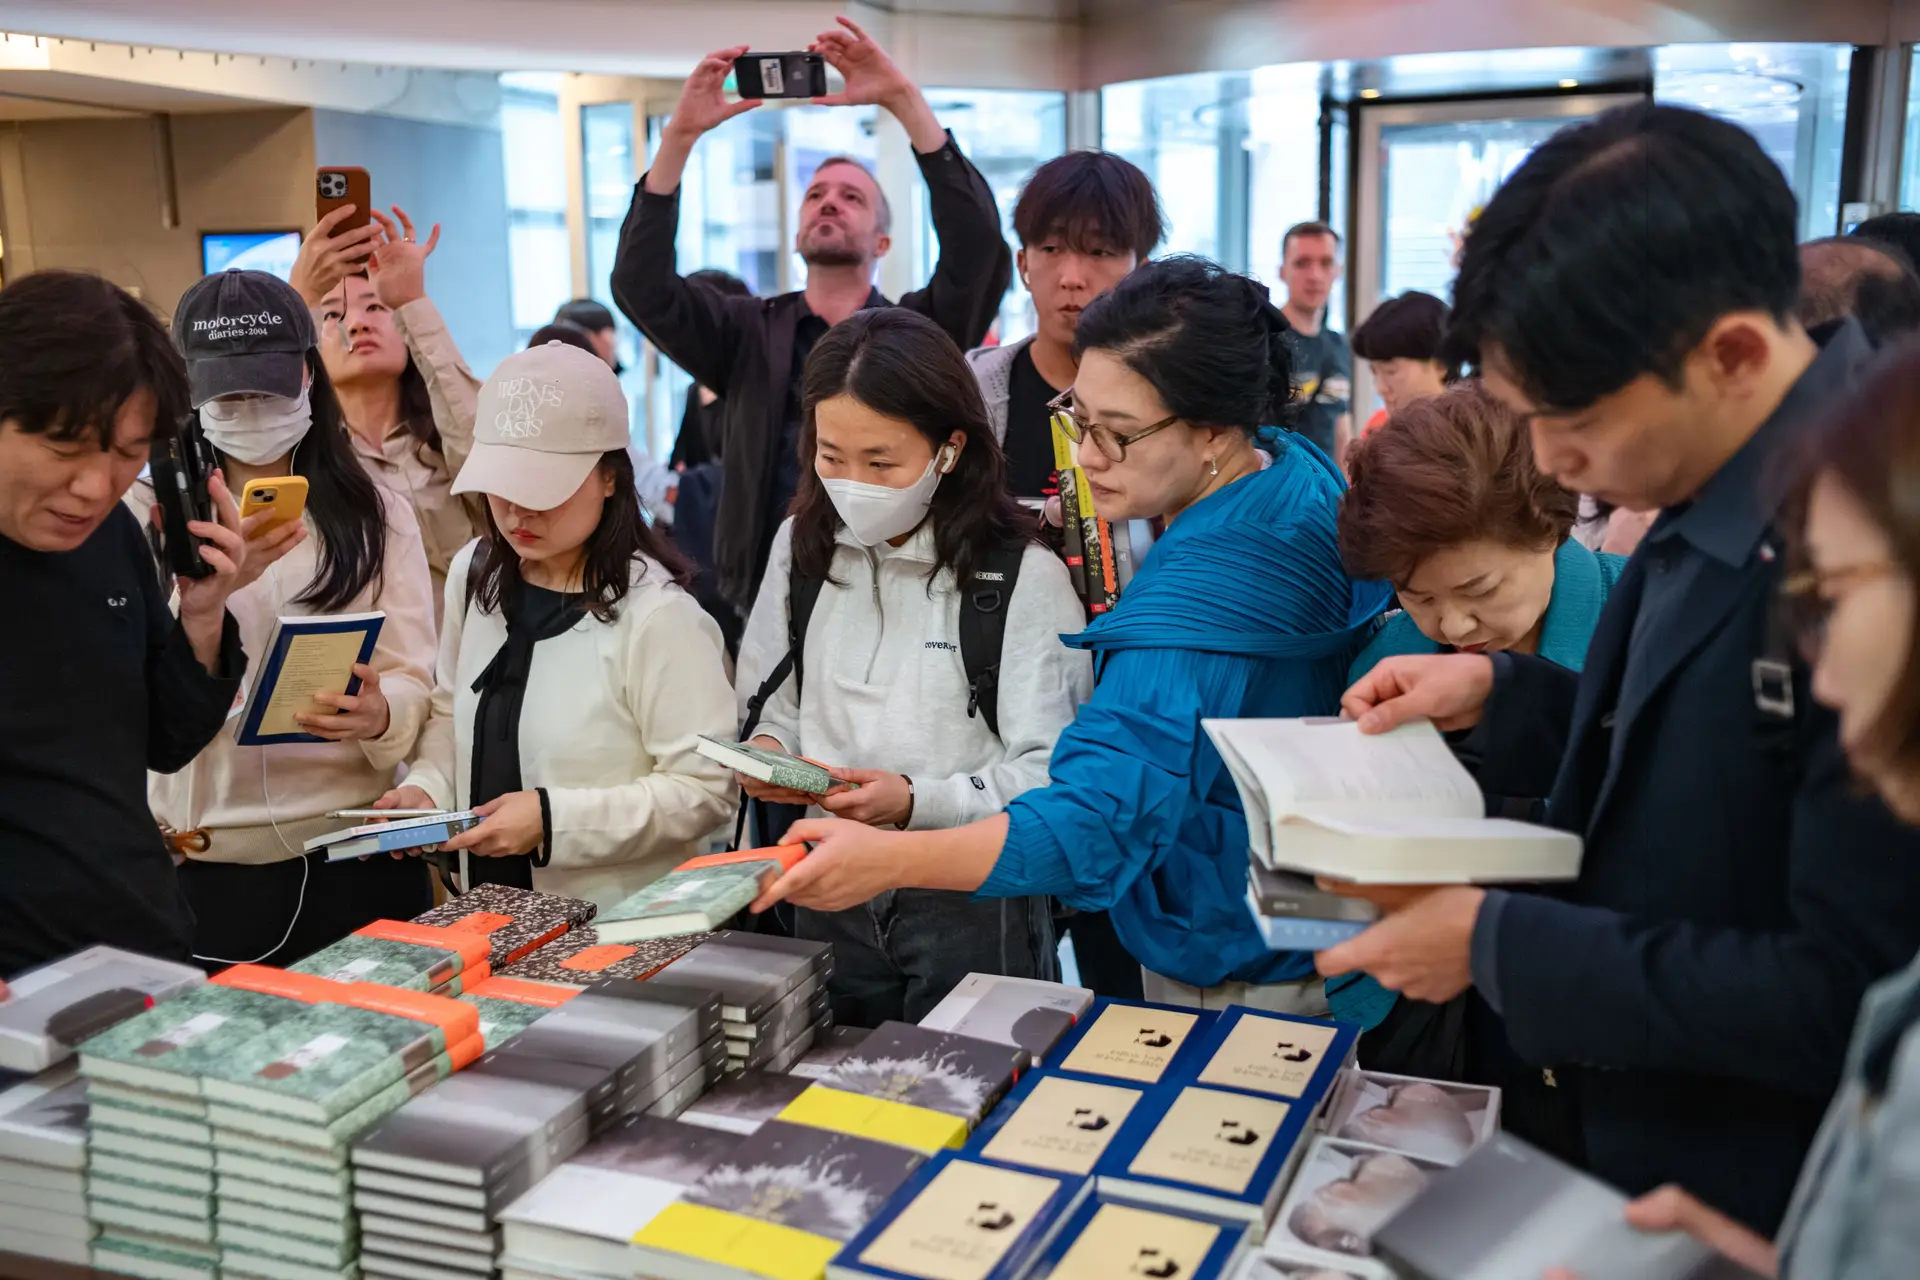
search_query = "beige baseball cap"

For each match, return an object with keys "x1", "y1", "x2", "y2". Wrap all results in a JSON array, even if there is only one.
[{"x1": 452, "y1": 341, "x2": 630, "y2": 511}]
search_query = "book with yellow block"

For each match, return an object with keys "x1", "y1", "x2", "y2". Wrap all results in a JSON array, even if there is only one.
[{"x1": 632, "y1": 1119, "x2": 924, "y2": 1280}]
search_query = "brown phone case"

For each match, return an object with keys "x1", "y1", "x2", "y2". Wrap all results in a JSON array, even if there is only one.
[{"x1": 316, "y1": 167, "x2": 371, "y2": 234}]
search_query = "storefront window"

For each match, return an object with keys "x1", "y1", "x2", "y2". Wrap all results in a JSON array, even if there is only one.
[{"x1": 500, "y1": 75, "x2": 569, "y2": 349}]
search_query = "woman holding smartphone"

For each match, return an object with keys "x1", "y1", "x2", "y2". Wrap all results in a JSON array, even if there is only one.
[
  {"x1": 145, "y1": 269, "x2": 439, "y2": 967},
  {"x1": 734, "y1": 308, "x2": 1091, "y2": 1026},
  {"x1": 376, "y1": 342, "x2": 736, "y2": 907}
]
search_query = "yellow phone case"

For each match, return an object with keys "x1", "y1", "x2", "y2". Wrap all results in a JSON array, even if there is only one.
[{"x1": 238, "y1": 476, "x2": 309, "y2": 526}]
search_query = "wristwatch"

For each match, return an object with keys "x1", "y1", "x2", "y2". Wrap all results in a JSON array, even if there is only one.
[{"x1": 895, "y1": 775, "x2": 915, "y2": 831}]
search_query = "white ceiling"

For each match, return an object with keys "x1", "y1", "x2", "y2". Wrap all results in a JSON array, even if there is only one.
[{"x1": 0, "y1": 68, "x2": 254, "y2": 119}]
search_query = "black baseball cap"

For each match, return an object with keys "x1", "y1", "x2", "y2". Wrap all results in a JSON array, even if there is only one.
[{"x1": 172, "y1": 269, "x2": 316, "y2": 407}]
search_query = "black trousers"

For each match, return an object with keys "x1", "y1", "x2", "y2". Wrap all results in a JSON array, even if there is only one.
[
  {"x1": 1062, "y1": 908, "x2": 1144, "y2": 1000},
  {"x1": 180, "y1": 852, "x2": 433, "y2": 972}
]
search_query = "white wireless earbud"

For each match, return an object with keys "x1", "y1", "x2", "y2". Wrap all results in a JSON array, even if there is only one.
[{"x1": 937, "y1": 443, "x2": 958, "y2": 475}]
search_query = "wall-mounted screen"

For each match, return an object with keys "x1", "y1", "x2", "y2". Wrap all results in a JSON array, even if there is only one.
[{"x1": 201, "y1": 230, "x2": 301, "y2": 280}]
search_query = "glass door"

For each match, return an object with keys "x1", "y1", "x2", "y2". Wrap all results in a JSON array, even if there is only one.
[{"x1": 1348, "y1": 93, "x2": 1644, "y2": 424}]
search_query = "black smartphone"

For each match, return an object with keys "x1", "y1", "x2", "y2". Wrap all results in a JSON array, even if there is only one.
[
  {"x1": 734, "y1": 51, "x2": 828, "y2": 100},
  {"x1": 150, "y1": 425, "x2": 217, "y2": 580}
]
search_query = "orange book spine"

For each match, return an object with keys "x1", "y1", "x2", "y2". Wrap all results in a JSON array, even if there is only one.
[
  {"x1": 339, "y1": 983, "x2": 481, "y2": 1045},
  {"x1": 445, "y1": 1032, "x2": 485, "y2": 1073},
  {"x1": 353, "y1": 919, "x2": 492, "y2": 971},
  {"x1": 464, "y1": 976, "x2": 580, "y2": 1008},
  {"x1": 211, "y1": 965, "x2": 345, "y2": 1003},
  {"x1": 674, "y1": 846, "x2": 808, "y2": 874}
]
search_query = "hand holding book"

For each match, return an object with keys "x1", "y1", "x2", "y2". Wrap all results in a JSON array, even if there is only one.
[
  {"x1": 440, "y1": 791, "x2": 545, "y2": 859},
  {"x1": 292, "y1": 662, "x2": 391, "y2": 742},
  {"x1": 818, "y1": 768, "x2": 911, "y2": 827}
]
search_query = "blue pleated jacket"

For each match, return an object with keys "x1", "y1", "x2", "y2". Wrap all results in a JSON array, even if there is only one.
[{"x1": 980, "y1": 442, "x2": 1392, "y2": 989}]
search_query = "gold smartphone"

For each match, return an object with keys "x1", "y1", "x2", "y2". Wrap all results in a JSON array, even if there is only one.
[{"x1": 238, "y1": 476, "x2": 309, "y2": 527}]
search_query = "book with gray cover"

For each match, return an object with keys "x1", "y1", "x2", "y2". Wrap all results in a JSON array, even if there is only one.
[
  {"x1": 823, "y1": 1022, "x2": 1025, "y2": 1124},
  {"x1": 0, "y1": 946, "x2": 205, "y2": 1073},
  {"x1": 350, "y1": 1059, "x2": 592, "y2": 1196},
  {"x1": 681, "y1": 1069, "x2": 813, "y2": 1135},
  {"x1": 1372, "y1": 1131, "x2": 1769, "y2": 1280},
  {"x1": 728, "y1": 986, "x2": 829, "y2": 1058},
  {"x1": 0, "y1": 1063, "x2": 87, "y2": 1168},
  {"x1": 649, "y1": 931, "x2": 831, "y2": 1022},
  {"x1": 502, "y1": 980, "x2": 720, "y2": 1093},
  {"x1": 917, "y1": 973, "x2": 1093, "y2": 1068},
  {"x1": 78, "y1": 984, "x2": 297, "y2": 1097}
]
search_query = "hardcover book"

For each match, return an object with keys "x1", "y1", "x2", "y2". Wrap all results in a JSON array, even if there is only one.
[
  {"x1": 88, "y1": 1079, "x2": 208, "y2": 1121},
  {"x1": 78, "y1": 984, "x2": 299, "y2": 1097},
  {"x1": 467, "y1": 1044, "x2": 623, "y2": 1129},
  {"x1": 350, "y1": 1063, "x2": 592, "y2": 1193},
  {"x1": 967, "y1": 1071, "x2": 1149, "y2": 1178},
  {"x1": 650, "y1": 931, "x2": 832, "y2": 1021},
  {"x1": 1203, "y1": 718, "x2": 1583, "y2": 883},
  {"x1": 1047, "y1": 1000, "x2": 1217, "y2": 1085},
  {"x1": 88, "y1": 1098, "x2": 211, "y2": 1144},
  {"x1": 1371, "y1": 1131, "x2": 1769, "y2": 1280},
  {"x1": 1096, "y1": 1084, "x2": 1314, "y2": 1227},
  {"x1": 760, "y1": 1014, "x2": 831, "y2": 1075},
  {"x1": 196, "y1": 1002, "x2": 452, "y2": 1123},
  {"x1": 0, "y1": 1063, "x2": 87, "y2": 1168},
  {"x1": 412, "y1": 882, "x2": 598, "y2": 967},
  {"x1": 1322, "y1": 1070, "x2": 1500, "y2": 1167},
  {"x1": 791, "y1": 1026, "x2": 873, "y2": 1080},
  {"x1": 729, "y1": 988, "x2": 830, "y2": 1062},
  {"x1": 0, "y1": 1157, "x2": 87, "y2": 1198},
  {"x1": 1190, "y1": 1008, "x2": 1357, "y2": 1106},
  {"x1": 596, "y1": 847, "x2": 809, "y2": 943},
  {"x1": 828, "y1": 1151, "x2": 1085, "y2": 1280},
  {"x1": 1246, "y1": 863, "x2": 1380, "y2": 951},
  {"x1": 821, "y1": 1023, "x2": 1025, "y2": 1124},
  {"x1": 633, "y1": 1119, "x2": 926, "y2": 1280},
  {"x1": 681, "y1": 1069, "x2": 813, "y2": 1135},
  {"x1": 496, "y1": 1115, "x2": 745, "y2": 1276},
  {"x1": 497, "y1": 927, "x2": 707, "y2": 987},
  {"x1": 0, "y1": 946, "x2": 205, "y2": 1073},
  {"x1": 502, "y1": 980, "x2": 720, "y2": 1092},
  {"x1": 94, "y1": 1155, "x2": 208, "y2": 1198},
  {"x1": 917, "y1": 975, "x2": 1093, "y2": 1069},
  {"x1": 290, "y1": 921, "x2": 489, "y2": 992},
  {"x1": 1268, "y1": 1137, "x2": 1447, "y2": 1263},
  {"x1": 206, "y1": 1045, "x2": 470, "y2": 1151},
  {"x1": 1024, "y1": 1197, "x2": 1250, "y2": 1280},
  {"x1": 696, "y1": 737, "x2": 846, "y2": 794},
  {"x1": 91, "y1": 1127, "x2": 216, "y2": 1171},
  {"x1": 234, "y1": 611, "x2": 383, "y2": 746},
  {"x1": 629, "y1": 1033, "x2": 729, "y2": 1117}
]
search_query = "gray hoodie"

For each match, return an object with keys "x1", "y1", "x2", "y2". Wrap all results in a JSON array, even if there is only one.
[{"x1": 965, "y1": 335, "x2": 1034, "y2": 450}]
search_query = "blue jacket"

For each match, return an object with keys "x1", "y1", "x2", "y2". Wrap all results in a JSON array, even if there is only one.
[
  {"x1": 979, "y1": 443, "x2": 1391, "y2": 989},
  {"x1": 1348, "y1": 539, "x2": 1628, "y2": 682}
]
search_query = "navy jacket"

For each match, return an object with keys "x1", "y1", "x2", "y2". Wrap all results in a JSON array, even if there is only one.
[{"x1": 1468, "y1": 324, "x2": 1920, "y2": 1232}]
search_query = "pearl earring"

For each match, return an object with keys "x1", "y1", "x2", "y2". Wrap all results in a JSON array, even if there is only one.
[{"x1": 1208, "y1": 456, "x2": 1219, "y2": 478}]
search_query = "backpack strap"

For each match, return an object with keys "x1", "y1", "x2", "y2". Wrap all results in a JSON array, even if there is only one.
[
  {"x1": 732, "y1": 566, "x2": 826, "y2": 850},
  {"x1": 958, "y1": 543, "x2": 1027, "y2": 740}
]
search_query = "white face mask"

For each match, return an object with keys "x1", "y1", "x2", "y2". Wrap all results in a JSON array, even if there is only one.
[
  {"x1": 199, "y1": 387, "x2": 312, "y2": 467},
  {"x1": 821, "y1": 445, "x2": 955, "y2": 547}
]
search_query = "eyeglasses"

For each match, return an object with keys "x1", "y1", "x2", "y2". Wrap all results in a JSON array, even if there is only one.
[
  {"x1": 1048, "y1": 389, "x2": 1180, "y2": 463},
  {"x1": 1780, "y1": 562, "x2": 1900, "y2": 656}
]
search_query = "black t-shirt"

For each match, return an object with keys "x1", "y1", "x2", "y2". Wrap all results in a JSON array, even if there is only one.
[
  {"x1": 0, "y1": 504, "x2": 244, "y2": 977},
  {"x1": 1285, "y1": 325, "x2": 1351, "y2": 457},
  {"x1": 1005, "y1": 343, "x2": 1066, "y2": 500}
]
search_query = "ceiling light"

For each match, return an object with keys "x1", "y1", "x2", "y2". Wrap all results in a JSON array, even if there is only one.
[
  {"x1": 1359, "y1": 88, "x2": 1381, "y2": 99},
  {"x1": 1559, "y1": 79, "x2": 1579, "y2": 88}
]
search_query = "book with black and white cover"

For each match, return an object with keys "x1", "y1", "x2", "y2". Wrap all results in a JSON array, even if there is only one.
[
  {"x1": 640, "y1": 1059, "x2": 713, "y2": 1121},
  {"x1": 359, "y1": 1214, "x2": 497, "y2": 1257},
  {"x1": 1045, "y1": 999, "x2": 1218, "y2": 1085},
  {"x1": 821, "y1": 1022, "x2": 1026, "y2": 1125},
  {"x1": 0, "y1": 1176, "x2": 85, "y2": 1217},
  {"x1": 360, "y1": 1234, "x2": 494, "y2": 1275},
  {"x1": 1322, "y1": 1070, "x2": 1499, "y2": 1167},
  {"x1": 726, "y1": 979, "x2": 828, "y2": 1045},
  {"x1": 790, "y1": 1026, "x2": 872, "y2": 1080},
  {"x1": 1371, "y1": 1131, "x2": 1770, "y2": 1280},
  {"x1": 826, "y1": 1150, "x2": 1088, "y2": 1280},
  {"x1": 352, "y1": 1187, "x2": 490, "y2": 1235},
  {"x1": 501, "y1": 980, "x2": 720, "y2": 1093},
  {"x1": 681, "y1": 1069, "x2": 814, "y2": 1135},
  {"x1": 1020, "y1": 1195, "x2": 1251, "y2": 1280},
  {"x1": 729, "y1": 989, "x2": 830, "y2": 1066},
  {"x1": 0, "y1": 1062, "x2": 87, "y2": 1168},
  {"x1": 650, "y1": 931, "x2": 832, "y2": 1022},
  {"x1": 631, "y1": 1033, "x2": 728, "y2": 1115},
  {"x1": 351, "y1": 1062, "x2": 592, "y2": 1191},
  {"x1": 412, "y1": 883, "x2": 598, "y2": 968},
  {"x1": 1203, "y1": 718, "x2": 1582, "y2": 883},
  {"x1": 0, "y1": 946, "x2": 205, "y2": 1072},
  {"x1": 1187, "y1": 1007, "x2": 1357, "y2": 1109},
  {"x1": 1094, "y1": 1083, "x2": 1317, "y2": 1228},
  {"x1": 1268, "y1": 1137, "x2": 1448, "y2": 1263},
  {"x1": 759, "y1": 1012, "x2": 830, "y2": 1075},
  {"x1": 463, "y1": 1044, "x2": 624, "y2": 1131},
  {"x1": 917, "y1": 974, "x2": 1093, "y2": 1069},
  {"x1": 632, "y1": 1119, "x2": 927, "y2": 1280},
  {"x1": 498, "y1": 1115, "x2": 746, "y2": 1276}
]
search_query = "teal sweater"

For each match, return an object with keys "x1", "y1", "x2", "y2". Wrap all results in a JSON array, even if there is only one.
[
  {"x1": 1348, "y1": 538, "x2": 1628, "y2": 683},
  {"x1": 1335, "y1": 538, "x2": 1626, "y2": 1031}
]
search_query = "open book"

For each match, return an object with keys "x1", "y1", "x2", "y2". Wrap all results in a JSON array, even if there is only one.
[
  {"x1": 1203, "y1": 718, "x2": 1581, "y2": 884},
  {"x1": 234, "y1": 611, "x2": 384, "y2": 746}
]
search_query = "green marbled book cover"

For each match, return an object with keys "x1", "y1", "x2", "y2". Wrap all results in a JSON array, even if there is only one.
[
  {"x1": 78, "y1": 985, "x2": 295, "y2": 1094},
  {"x1": 460, "y1": 993, "x2": 551, "y2": 1048},
  {"x1": 197, "y1": 1003, "x2": 444, "y2": 1122},
  {"x1": 290, "y1": 934, "x2": 460, "y2": 991}
]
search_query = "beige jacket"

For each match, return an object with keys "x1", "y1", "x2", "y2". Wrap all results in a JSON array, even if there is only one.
[
  {"x1": 144, "y1": 486, "x2": 439, "y2": 865},
  {"x1": 348, "y1": 297, "x2": 489, "y2": 612},
  {"x1": 404, "y1": 541, "x2": 738, "y2": 909}
]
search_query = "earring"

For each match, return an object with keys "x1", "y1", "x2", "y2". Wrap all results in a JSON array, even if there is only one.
[{"x1": 1207, "y1": 456, "x2": 1219, "y2": 478}]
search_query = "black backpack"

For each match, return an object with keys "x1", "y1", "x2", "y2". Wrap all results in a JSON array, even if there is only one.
[{"x1": 733, "y1": 544, "x2": 1025, "y2": 851}]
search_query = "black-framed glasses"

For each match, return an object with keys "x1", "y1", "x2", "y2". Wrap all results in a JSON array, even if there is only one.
[
  {"x1": 1780, "y1": 562, "x2": 1899, "y2": 656},
  {"x1": 1049, "y1": 389, "x2": 1180, "y2": 463}
]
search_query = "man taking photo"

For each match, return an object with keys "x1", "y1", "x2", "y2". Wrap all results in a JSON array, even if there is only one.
[{"x1": 612, "y1": 16, "x2": 1012, "y2": 613}]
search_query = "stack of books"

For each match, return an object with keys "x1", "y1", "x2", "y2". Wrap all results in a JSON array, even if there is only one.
[
  {"x1": 290, "y1": 920, "x2": 494, "y2": 997},
  {"x1": 456, "y1": 976, "x2": 580, "y2": 1052},
  {"x1": 916, "y1": 972, "x2": 1094, "y2": 1068},
  {"x1": 591, "y1": 847, "x2": 809, "y2": 942},
  {"x1": 678, "y1": 1069, "x2": 813, "y2": 1135},
  {"x1": 788, "y1": 1026, "x2": 871, "y2": 1081},
  {"x1": 412, "y1": 884, "x2": 599, "y2": 969},
  {"x1": 497, "y1": 979, "x2": 727, "y2": 1125},
  {"x1": 1024, "y1": 1195, "x2": 1252, "y2": 1280},
  {"x1": 0, "y1": 1065, "x2": 92, "y2": 1265},
  {"x1": 647, "y1": 931, "x2": 833, "y2": 1074},
  {"x1": 498, "y1": 928, "x2": 709, "y2": 988},
  {"x1": 496, "y1": 1115, "x2": 746, "y2": 1280},
  {"x1": 0, "y1": 945, "x2": 206, "y2": 1074},
  {"x1": 779, "y1": 1021, "x2": 1027, "y2": 1156}
]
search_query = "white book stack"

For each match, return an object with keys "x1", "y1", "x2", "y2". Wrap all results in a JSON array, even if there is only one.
[{"x1": 0, "y1": 1065, "x2": 94, "y2": 1267}]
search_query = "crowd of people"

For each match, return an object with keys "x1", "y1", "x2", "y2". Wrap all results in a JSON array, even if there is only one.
[{"x1": 3, "y1": 16, "x2": 1920, "y2": 1275}]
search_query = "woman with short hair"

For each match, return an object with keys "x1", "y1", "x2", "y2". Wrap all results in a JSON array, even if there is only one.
[{"x1": 1350, "y1": 291, "x2": 1452, "y2": 434}]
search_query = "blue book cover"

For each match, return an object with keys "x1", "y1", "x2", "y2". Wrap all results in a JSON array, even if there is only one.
[
  {"x1": 1020, "y1": 1193, "x2": 1250, "y2": 1280},
  {"x1": 827, "y1": 1150, "x2": 1087, "y2": 1280},
  {"x1": 1091, "y1": 1082, "x2": 1315, "y2": 1225},
  {"x1": 1183, "y1": 1007, "x2": 1358, "y2": 1108},
  {"x1": 1040, "y1": 1000, "x2": 1219, "y2": 1086},
  {"x1": 234, "y1": 612, "x2": 384, "y2": 746},
  {"x1": 963, "y1": 1070, "x2": 1156, "y2": 1181}
]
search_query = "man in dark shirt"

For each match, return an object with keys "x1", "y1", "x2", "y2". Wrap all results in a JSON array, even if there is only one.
[
  {"x1": 967, "y1": 150, "x2": 1166, "y2": 501},
  {"x1": 1325, "y1": 104, "x2": 1920, "y2": 1234},
  {"x1": 0, "y1": 271, "x2": 297, "y2": 977},
  {"x1": 612, "y1": 20, "x2": 1011, "y2": 611},
  {"x1": 1279, "y1": 221, "x2": 1351, "y2": 464}
]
